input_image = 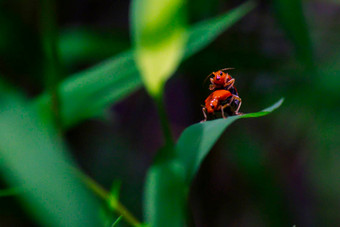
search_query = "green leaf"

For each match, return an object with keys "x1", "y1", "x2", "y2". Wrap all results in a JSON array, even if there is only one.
[
  {"x1": 131, "y1": 0, "x2": 187, "y2": 96},
  {"x1": 35, "y1": 1, "x2": 254, "y2": 129},
  {"x1": 34, "y1": 50, "x2": 141, "y2": 129},
  {"x1": 144, "y1": 151, "x2": 187, "y2": 227},
  {"x1": 272, "y1": 0, "x2": 314, "y2": 67},
  {"x1": 175, "y1": 98, "x2": 284, "y2": 182},
  {"x1": 0, "y1": 94, "x2": 101, "y2": 226}
]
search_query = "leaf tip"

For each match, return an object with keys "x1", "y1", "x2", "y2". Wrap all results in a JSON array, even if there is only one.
[{"x1": 262, "y1": 97, "x2": 284, "y2": 113}]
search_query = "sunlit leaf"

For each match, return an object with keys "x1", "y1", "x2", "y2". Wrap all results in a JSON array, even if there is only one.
[
  {"x1": 175, "y1": 98, "x2": 284, "y2": 182},
  {"x1": 0, "y1": 94, "x2": 101, "y2": 226},
  {"x1": 131, "y1": 0, "x2": 187, "y2": 96}
]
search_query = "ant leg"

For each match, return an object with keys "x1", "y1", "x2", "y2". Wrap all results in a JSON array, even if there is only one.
[
  {"x1": 221, "y1": 103, "x2": 232, "y2": 119},
  {"x1": 209, "y1": 79, "x2": 216, "y2": 90},
  {"x1": 201, "y1": 107, "x2": 208, "y2": 122},
  {"x1": 225, "y1": 78, "x2": 235, "y2": 90},
  {"x1": 209, "y1": 84, "x2": 216, "y2": 91},
  {"x1": 221, "y1": 105, "x2": 227, "y2": 119},
  {"x1": 228, "y1": 95, "x2": 235, "y2": 105},
  {"x1": 232, "y1": 95, "x2": 242, "y2": 114},
  {"x1": 235, "y1": 101, "x2": 242, "y2": 114},
  {"x1": 221, "y1": 96, "x2": 234, "y2": 118}
]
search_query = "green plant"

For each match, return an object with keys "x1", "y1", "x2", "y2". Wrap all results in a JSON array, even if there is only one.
[
  {"x1": 131, "y1": 1, "x2": 283, "y2": 226},
  {"x1": 0, "y1": 1, "x2": 285, "y2": 226}
]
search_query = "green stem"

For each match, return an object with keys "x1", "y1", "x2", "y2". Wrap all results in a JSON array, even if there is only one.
[
  {"x1": 40, "y1": 0, "x2": 62, "y2": 132},
  {"x1": 111, "y1": 216, "x2": 123, "y2": 227},
  {"x1": 74, "y1": 168, "x2": 142, "y2": 227},
  {"x1": 154, "y1": 90, "x2": 174, "y2": 147}
]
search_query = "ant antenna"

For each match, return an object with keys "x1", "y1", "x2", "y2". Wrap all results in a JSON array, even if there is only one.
[
  {"x1": 221, "y1": 67, "x2": 235, "y2": 71},
  {"x1": 203, "y1": 72, "x2": 214, "y2": 87}
]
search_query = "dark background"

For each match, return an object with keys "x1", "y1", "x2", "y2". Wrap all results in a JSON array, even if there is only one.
[{"x1": 0, "y1": 0, "x2": 339, "y2": 226}]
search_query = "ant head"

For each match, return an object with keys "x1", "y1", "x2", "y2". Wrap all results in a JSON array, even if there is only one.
[
  {"x1": 211, "y1": 70, "x2": 228, "y2": 85},
  {"x1": 203, "y1": 68, "x2": 235, "y2": 87}
]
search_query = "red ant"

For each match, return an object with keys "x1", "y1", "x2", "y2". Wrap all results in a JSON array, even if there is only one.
[
  {"x1": 201, "y1": 90, "x2": 242, "y2": 122},
  {"x1": 204, "y1": 68, "x2": 238, "y2": 93}
]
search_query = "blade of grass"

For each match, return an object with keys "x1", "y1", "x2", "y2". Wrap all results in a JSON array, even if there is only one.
[
  {"x1": 34, "y1": 1, "x2": 255, "y2": 129},
  {"x1": 111, "y1": 216, "x2": 123, "y2": 227},
  {"x1": 34, "y1": 50, "x2": 140, "y2": 129},
  {"x1": 0, "y1": 94, "x2": 101, "y2": 226},
  {"x1": 144, "y1": 147, "x2": 187, "y2": 227},
  {"x1": 175, "y1": 98, "x2": 284, "y2": 182}
]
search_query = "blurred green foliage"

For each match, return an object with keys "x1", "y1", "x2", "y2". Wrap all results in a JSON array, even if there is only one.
[
  {"x1": 0, "y1": 92, "x2": 101, "y2": 226},
  {"x1": 0, "y1": 0, "x2": 339, "y2": 226},
  {"x1": 131, "y1": 0, "x2": 187, "y2": 96}
]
